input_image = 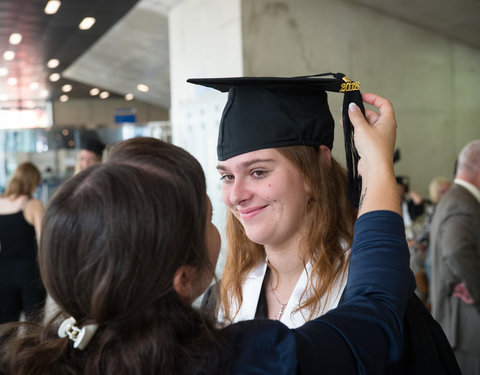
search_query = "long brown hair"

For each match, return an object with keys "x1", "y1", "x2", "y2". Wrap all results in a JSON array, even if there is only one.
[
  {"x1": 220, "y1": 145, "x2": 356, "y2": 321},
  {"x1": 3, "y1": 162, "x2": 41, "y2": 198},
  {"x1": 0, "y1": 138, "x2": 227, "y2": 375}
]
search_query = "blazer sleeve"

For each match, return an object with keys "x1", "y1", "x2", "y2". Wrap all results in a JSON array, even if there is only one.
[
  {"x1": 439, "y1": 202, "x2": 480, "y2": 305},
  {"x1": 293, "y1": 211, "x2": 415, "y2": 375}
]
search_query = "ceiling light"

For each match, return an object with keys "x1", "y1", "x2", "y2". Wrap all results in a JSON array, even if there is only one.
[
  {"x1": 0, "y1": 94, "x2": 8, "y2": 101},
  {"x1": 49, "y1": 73, "x2": 61, "y2": 82},
  {"x1": 59, "y1": 95, "x2": 69, "y2": 102},
  {"x1": 40, "y1": 89, "x2": 49, "y2": 98},
  {"x1": 125, "y1": 93, "x2": 134, "y2": 101},
  {"x1": 47, "y1": 59, "x2": 60, "y2": 68},
  {"x1": 7, "y1": 77, "x2": 17, "y2": 86},
  {"x1": 45, "y1": 0, "x2": 61, "y2": 14},
  {"x1": 62, "y1": 84, "x2": 72, "y2": 92},
  {"x1": 30, "y1": 82, "x2": 39, "y2": 90},
  {"x1": 9, "y1": 33, "x2": 22, "y2": 45},
  {"x1": 0, "y1": 68, "x2": 8, "y2": 76},
  {"x1": 79, "y1": 17, "x2": 96, "y2": 30},
  {"x1": 99, "y1": 91, "x2": 110, "y2": 99},
  {"x1": 89, "y1": 88, "x2": 100, "y2": 96},
  {"x1": 3, "y1": 51, "x2": 15, "y2": 61},
  {"x1": 137, "y1": 84, "x2": 149, "y2": 92}
]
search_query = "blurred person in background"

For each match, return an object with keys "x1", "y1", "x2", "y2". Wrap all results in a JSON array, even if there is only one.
[
  {"x1": 396, "y1": 175, "x2": 425, "y2": 242},
  {"x1": 0, "y1": 162, "x2": 45, "y2": 324},
  {"x1": 75, "y1": 137, "x2": 106, "y2": 174},
  {"x1": 430, "y1": 140, "x2": 480, "y2": 375},
  {"x1": 410, "y1": 177, "x2": 451, "y2": 306}
]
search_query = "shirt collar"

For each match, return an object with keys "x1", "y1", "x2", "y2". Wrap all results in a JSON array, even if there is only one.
[{"x1": 454, "y1": 179, "x2": 480, "y2": 204}]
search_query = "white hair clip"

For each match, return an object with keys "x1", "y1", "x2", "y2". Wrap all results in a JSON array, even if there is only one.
[{"x1": 58, "y1": 317, "x2": 99, "y2": 350}]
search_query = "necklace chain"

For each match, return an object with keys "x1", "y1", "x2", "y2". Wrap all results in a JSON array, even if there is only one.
[
  {"x1": 266, "y1": 259, "x2": 288, "y2": 320},
  {"x1": 270, "y1": 286, "x2": 287, "y2": 320}
]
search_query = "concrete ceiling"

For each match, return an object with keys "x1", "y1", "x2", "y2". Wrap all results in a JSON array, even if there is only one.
[
  {"x1": 63, "y1": 0, "x2": 176, "y2": 108},
  {"x1": 65, "y1": 0, "x2": 479, "y2": 109},
  {"x1": 2, "y1": 0, "x2": 479, "y2": 111},
  {"x1": 0, "y1": 0, "x2": 139, "y2": 106}
]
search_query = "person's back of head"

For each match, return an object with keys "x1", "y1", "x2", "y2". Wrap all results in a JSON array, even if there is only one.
[
  {"x1": 456, "y1": 140, "x2": 480, "y2": 186},
  {"x1": 0, "y1": 139, "x2": 225, "y2": 375},
  {"x1": 3, "y1": 162, "x2": 41, "y2": 198},
  {"x1": 107, "y1": 137, "x2": 206, "y2": 194}
]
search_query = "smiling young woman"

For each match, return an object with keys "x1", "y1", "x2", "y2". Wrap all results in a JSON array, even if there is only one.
[
  {"x1": 188, "y1": 73, "x2": 359, "y2": 327},
  {"x1": 216, "y1": 145, "x2": 354, "y2": 324}
]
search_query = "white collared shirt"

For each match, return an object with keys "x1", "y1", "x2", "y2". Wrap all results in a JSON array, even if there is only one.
[
  {"x1": 454, "y1": 178, "x2": 480, "y2": 204},
  {"x1": 218, "y1": 253, "x2": 349, "y2": 328}
]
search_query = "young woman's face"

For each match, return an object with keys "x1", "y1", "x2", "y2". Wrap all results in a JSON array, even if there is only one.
[{"x1": 217, "y1": 148, "x2": 309, "y2": 248}]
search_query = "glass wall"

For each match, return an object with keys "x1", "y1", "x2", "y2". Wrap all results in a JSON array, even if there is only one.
[{"x1": 0, "y1": 122, "x2": 171, "y2": 203}]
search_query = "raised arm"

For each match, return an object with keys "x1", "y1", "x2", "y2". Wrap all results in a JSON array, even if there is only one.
[
  {"x1": 348, "y1": 93, "x2": 401, "y2": 216},
  {"x1": 292, "y1": 94, "x2": 413, "y2": 374},
  {"x1": 225, "y1": 94, "x2": 415, "y2": 375}
]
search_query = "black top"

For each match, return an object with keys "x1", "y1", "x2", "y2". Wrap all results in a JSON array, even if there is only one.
[{"x1": 0, "y1": 209, "x2": 37, "y2": 261}]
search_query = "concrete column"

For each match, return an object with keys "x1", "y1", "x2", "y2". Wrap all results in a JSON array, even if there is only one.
[{"x1": 169, "y1": 0, "x2": 243, "y2": 275}]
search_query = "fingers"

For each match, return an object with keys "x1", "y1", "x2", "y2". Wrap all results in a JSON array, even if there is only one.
[
  {"x1": 347, "y1": 102, "x2": 368, "y2": 128},
  {"x1": 362, "y1": 93, "x2": 395, "y2": 120},
  {"x1": 348, "y1": 93, "x2": 396, "y2": 130},
  {"x1": 364, "y1": 109, "x2": 379, "y2": 125}
]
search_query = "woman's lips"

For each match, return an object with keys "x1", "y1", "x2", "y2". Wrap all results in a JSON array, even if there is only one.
[{"x1": 238, "y1": 206, "x2": 267, "y2": 220}]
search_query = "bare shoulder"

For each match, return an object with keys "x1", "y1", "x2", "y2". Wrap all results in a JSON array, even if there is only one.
[
  {"x1": 24, "y1": 199, "x2": 45, "y2": 225},
  {"x1": 0, "y1": 195, "x2": 28, "y2": 213},
  {"x1": 26, "y1": 198, "x2": 45, "y2": 212}
]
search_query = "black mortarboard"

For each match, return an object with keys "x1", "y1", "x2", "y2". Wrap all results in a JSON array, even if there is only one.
[
  {"x1": 81, "y1": 137, "x2": 106, "y2": 157},
  {"x1": 187, "y1": 72, "x2": 365, "y2": 207}
]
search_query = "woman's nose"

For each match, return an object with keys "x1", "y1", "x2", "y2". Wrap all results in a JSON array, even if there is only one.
[{"x1": 225, "y1": 178, "x2": 252, "y2": 206}]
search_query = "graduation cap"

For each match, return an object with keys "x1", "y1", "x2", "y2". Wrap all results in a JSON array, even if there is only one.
[
  {"x1": 81, "y1": 137, "x2": 106, "y2": 157},
  {"x1": 187, "y1": 72, "x2": 365, "y2": 207}
]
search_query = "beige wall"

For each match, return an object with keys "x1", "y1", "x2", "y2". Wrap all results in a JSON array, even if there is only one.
[
  {"x1": 170, "y1": 0, "x2": 480, "y2": 199},
  {"x1": 240, "y1": 0, "x2": 480, "y2": 195},
  {"x1": 52, "y1": 97, "x2": 169, "y2": 128}
]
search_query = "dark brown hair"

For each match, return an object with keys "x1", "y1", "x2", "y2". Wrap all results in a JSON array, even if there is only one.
[{"x1": 0, "y1": 138, "x2": 227, "y2": 375}]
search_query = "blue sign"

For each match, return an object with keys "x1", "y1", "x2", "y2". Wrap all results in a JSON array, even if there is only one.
[{"x1": 114, "y1": 108, "x2": 136, "y2": 124}]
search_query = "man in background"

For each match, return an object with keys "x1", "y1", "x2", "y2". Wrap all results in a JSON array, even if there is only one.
[
  {"x1": 430, "y1": 140, "x2": 480, "y2": 375},
  {"x1": 76, "y1": 137, "x2": 106, "y2": 173}
]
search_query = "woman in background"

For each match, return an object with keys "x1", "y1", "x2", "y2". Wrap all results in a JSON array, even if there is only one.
[{"x1": 0, "y1": 162, "x2": 45, "y2": 323}]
